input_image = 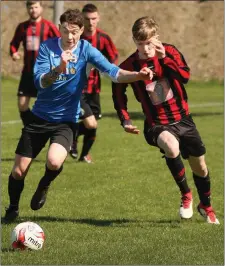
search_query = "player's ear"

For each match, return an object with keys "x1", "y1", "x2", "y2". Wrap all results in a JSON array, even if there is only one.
[{"x1": 80, "y1": 26, "x2": 84, "y2": 35}]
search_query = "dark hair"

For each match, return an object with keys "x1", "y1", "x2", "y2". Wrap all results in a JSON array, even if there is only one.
[
  {"x1": 26, "y1": 1, "x2": 42, "y2": 8},
  {"x1": 60, "y1": 9, "x2": 84, "y2": 28},
  {"x1": 82, "y1": 3, "x2": 98, "y2": 13}
]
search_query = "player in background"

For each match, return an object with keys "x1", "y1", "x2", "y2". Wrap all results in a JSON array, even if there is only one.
[
  {"x1": 69, "y1": 3, "x2": 119, "y2": 163},
  {"x1": 112, "y1": 16, "x2": 219, "y2": 224},
  {"x1": 10, "y1": 0, "x2": 60, "y2": 126},
  {"x1": 3, "y1": 9, "x2": 154, "y2": 223}
]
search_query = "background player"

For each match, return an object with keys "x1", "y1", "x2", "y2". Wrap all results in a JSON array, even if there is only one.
[
  {"x1": 10, "y1": 0, "x2": 60, "y2": 125},
  {"x1": 70, "y1": 3, "x2": 119, "y2": 163}
]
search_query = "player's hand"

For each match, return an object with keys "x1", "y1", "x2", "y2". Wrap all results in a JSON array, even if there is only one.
[
  {"x1": 150, "y1": 36, "x2": 165, "y2": 59},
  {"x1": 12, "y1": 52, "x2": 20, "y2": 61},
  {"x1": 60, "y1": 50, "x2": 75, "y2": 72},
  {"x1": 123, "y1": 120, "x2": 140, "y2": 134},
  {"x1": 139, "y1": 67, "x2": 154, "y2": 80}
]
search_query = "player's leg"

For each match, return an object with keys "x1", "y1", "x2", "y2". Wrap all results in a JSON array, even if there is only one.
[
  {"x1": 4, "y1": 124, "x2": 48, "y2": 222},
  {"x1": 144, "y1": 123, "x2": 192, "y2": 219},
  {"x1": 182, "y1": 116, "x2": 219, "y2": 224},
  {"x1": 18, "y1": 95, "x2": 32, "y2": 125},
  {"x1": 4, "y1": 155, "x2": 33, "y2": 223},
  {"x1": 70, "y1": 94, "x2": 92, "y2": 159},
  {"x1": 31, "y1": 124, "x2": 73, "y2": 210},
  {"x1": 17, "y1": 72, "x2": 37, "y2": 125},
  {"x1": 77, "y1": 94, "x2": 98, "y2": 163}
]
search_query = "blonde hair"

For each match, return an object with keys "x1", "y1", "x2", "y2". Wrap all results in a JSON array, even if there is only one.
[{"x1": 132, "y1": 16, "x2": 159, "y2": 41}]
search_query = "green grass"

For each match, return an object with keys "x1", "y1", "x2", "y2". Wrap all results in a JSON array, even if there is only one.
[{"x1": 1, "y1": 76, "x2": 224, "y2": 265}]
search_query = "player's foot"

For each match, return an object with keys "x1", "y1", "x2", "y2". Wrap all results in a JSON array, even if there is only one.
[
  {"x1": 30, "y1": 186, "x2": 49, "y2": 211},
  {"x1": 78, "y1": 154, "x2": 92, "y2": 163},
  {"x1": 179, "y1": 191, "x2": 193, "y2": 219},
  {"x1": 197, "y1": 203, "x2": 220, "y2": 224},
  {"x1": 70, "y1": 141, "x2": 78, "y2": 159},
  {"x1": 3, "y1": 205, "x2": 19, "y2": 223}
]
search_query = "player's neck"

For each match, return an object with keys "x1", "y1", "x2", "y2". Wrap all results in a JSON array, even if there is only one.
[
  {"x1": 30, "y1": 16, "x2": 42, "y2": 23},
  {"x1": 83, "y1": 29, "x2": 96, "y2": 37}
]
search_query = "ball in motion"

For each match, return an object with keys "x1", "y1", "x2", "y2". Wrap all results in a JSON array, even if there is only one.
[{"x1": 11, "y1": 221, "x2": 45, "y2": 250}]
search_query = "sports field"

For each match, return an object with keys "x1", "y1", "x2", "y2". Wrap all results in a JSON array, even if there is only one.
[{"x1": 1, "y1": 76, "x2": 224, "y2": 265}]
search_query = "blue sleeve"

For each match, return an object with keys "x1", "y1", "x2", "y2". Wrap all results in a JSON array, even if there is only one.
[
  {"x1": 33, "y1": 43, "x2": 51, "y2": 90},
  {"x1": 87, "y1": 43, "x2": 120, "y2": 82}
]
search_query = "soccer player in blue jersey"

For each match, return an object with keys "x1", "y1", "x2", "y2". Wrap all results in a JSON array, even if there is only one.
[{"x1": 3, "y1": 9, "x2": 154, "y2": 222}]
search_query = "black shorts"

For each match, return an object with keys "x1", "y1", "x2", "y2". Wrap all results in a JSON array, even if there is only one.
[
  {"x1": 15, "y1": 113, "x2": 77, "y2": 158},
  {"x1": 17, "y1": 72, "x2": 37, "y2": 98},
  {"x1": 144, "y1": 115, "x2": 206, "y2": 159},
  {"x1": 80, "y1": 93, "x2": 101, "y2": 120}
]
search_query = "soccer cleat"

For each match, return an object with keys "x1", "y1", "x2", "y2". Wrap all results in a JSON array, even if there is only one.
[
  {"x1": 70, "y1": 141, "x2": 78, "y2": 159},
  {"x1": 3, "y1": 206, "x2": 19, "y2": 223},
  {"x1": 179, "y1": 191, "x2": 193, "y2": 219},
  {"x1": 30, "y1": 186, "x2": 49, "y2": 211},
  {"x1": 78, "y1": 154, "x2": 92, "y2": 163},
  {"x1": 197, "y1": 203, "x2": 220, "y2": 224}
]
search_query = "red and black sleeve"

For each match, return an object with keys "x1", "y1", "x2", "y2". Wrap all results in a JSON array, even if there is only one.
[
  {"x1": 48, "y1": 22, "x2": 60, "y2": 38},
  {"x1": 159, "y1": 44, "x2": 190, "y2": 84},
  {"x1": 102, "y1": 34, "x2": 119, "y2": 65},
  {"x1": 112, "y1": 60, "x2": 133, "y2": 125},
  {"x1": 10, "y1": 23, "x2": 23, "y2": 56}
]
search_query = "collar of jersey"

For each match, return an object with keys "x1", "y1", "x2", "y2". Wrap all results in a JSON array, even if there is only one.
[{"x1": 58, "y1": 38, "x2": 79, "y2": 53}]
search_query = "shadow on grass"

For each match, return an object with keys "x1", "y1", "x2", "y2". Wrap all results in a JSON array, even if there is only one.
[
  {"x1": 1, "y1": 215, "x2": 182, "y2": 228},
  {"x1": 102, "y1": 111, "x2": 223, "y2": 121},
  {"x1": 1, "y1": 248, "x2": 16, "y2": 253},
  {"x1": 1, "y1": 158, "x2": 44, "y2": 163}
]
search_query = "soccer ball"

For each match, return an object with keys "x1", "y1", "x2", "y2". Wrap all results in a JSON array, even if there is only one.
[{"x1": 11, "y1": 221, "x2": 45, "y2": 250}]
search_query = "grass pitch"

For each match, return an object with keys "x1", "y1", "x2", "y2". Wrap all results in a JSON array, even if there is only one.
[{"x1": 1, "y1": 76, "x2": 224, "y2": 265}]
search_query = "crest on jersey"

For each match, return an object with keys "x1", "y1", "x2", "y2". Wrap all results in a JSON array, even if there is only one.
[{"x1": 70, "y1": 67, "x2": 76, "y2": 74}]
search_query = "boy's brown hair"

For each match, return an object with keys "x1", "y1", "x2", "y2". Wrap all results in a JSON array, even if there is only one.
[
  {"x1": 26, "y1": 1, "x2": 42, "y2": 8},
  {"x1": 60, "y1": 9, "x2": 84, "y2": 28},
  {"x1": 132, "y1": 16, "x2": 159, "y2": 41},
  {"x1": 82, "y1": 3, "x2": 98, "y2": 13}
]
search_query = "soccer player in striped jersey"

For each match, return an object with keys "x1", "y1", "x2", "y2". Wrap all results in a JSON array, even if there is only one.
[
  {"x1": 3, "y1": 9, "x2": 154, "y2": 223},
  {"x1": 112, "y1": 16, "x2": 219, "y2": 224},
  {"x1": 10, "y1": 1, "x2": 60, "y2": 126},
  {"x1": 70, "y1": 3, "x2": 119, "y2": 163}
]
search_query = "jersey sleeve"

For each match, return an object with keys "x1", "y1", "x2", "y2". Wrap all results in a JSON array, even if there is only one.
[
  {"x1": 159, "y1": 45, "x2": 190, "y2": 84},
  {"x1": 33, "y1": 42, "x2": 51, "y2": 90},
  {"x1": 103, "y1": 35, "x2": 119, "y2": 64},
  {"x1": 112, "y1": 60, "x2": 131, "y2": 125},
  {"x1": 10, "y1": 23, "x2": 23, "y2": 56},
  {"x1": 87, "y1": 43, "x2": 120, "y2": 82},
  {"x1": 48, "y1": 22, "x2": 61, "y2": 38}
]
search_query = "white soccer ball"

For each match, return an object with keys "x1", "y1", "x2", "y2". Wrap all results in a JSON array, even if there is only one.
[{"x1": 11, "y1": 221, "x2": 45, "y2": 250}]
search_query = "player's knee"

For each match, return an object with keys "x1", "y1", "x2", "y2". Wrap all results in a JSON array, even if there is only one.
[
  {"x1": 193, "y1": 162, "x2": 208, "y2": 177},
  {"x1": 85, "y1": 119, "x2": 97, "y2": 129},
  {"x1": 46, "y1": 159, "x2": 63, "y2": 171},
  {"x1": 159, "y1": 132, "x2": 179, "y2": 157},
  {"x1": 12, "y1": 166, "x2": 27, "y2": 180}
]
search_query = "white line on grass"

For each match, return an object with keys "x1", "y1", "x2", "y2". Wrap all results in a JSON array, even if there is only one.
[{"x1": 1, "y1": 102, "x2": 223, "y2": 126}]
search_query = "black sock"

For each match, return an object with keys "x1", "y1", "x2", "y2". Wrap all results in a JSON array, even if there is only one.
[
  {"x1": 193, "y1": 172, "x2": 211, "y2": 206},
  {"x1": 77, "y1": 122, "x2": 88, "y2": 137},
  {"x1": 20, "y1": 108, "x2": 32, "y2": 125},
  {"x1": 8, "y1": 173, "x2": 25, "y2": 209},
  {"x1": 80, "y1": 128, "x2": 97, "y2": 158},
  {"x1": 37, "y1": 165, "x2": 63, "y2": 189},
  {"x1": 165, "y1": 155, "x2": 190, "y2": 194}
]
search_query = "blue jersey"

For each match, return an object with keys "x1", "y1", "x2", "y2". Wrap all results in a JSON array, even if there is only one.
[{"x1": 33, "y1": 38, "x2": 120, "y2": 123}]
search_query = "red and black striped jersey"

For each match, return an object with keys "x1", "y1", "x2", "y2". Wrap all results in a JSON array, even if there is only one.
[
  {"x1": 112, "y1": 43, "x2": 190, "y2": 127},
  {"x1": 10, "y1": 18, "x2": 60, "y2": 73},
  {"x1": 81, "y1": 28, "x2": 118, "y2": 94}
]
